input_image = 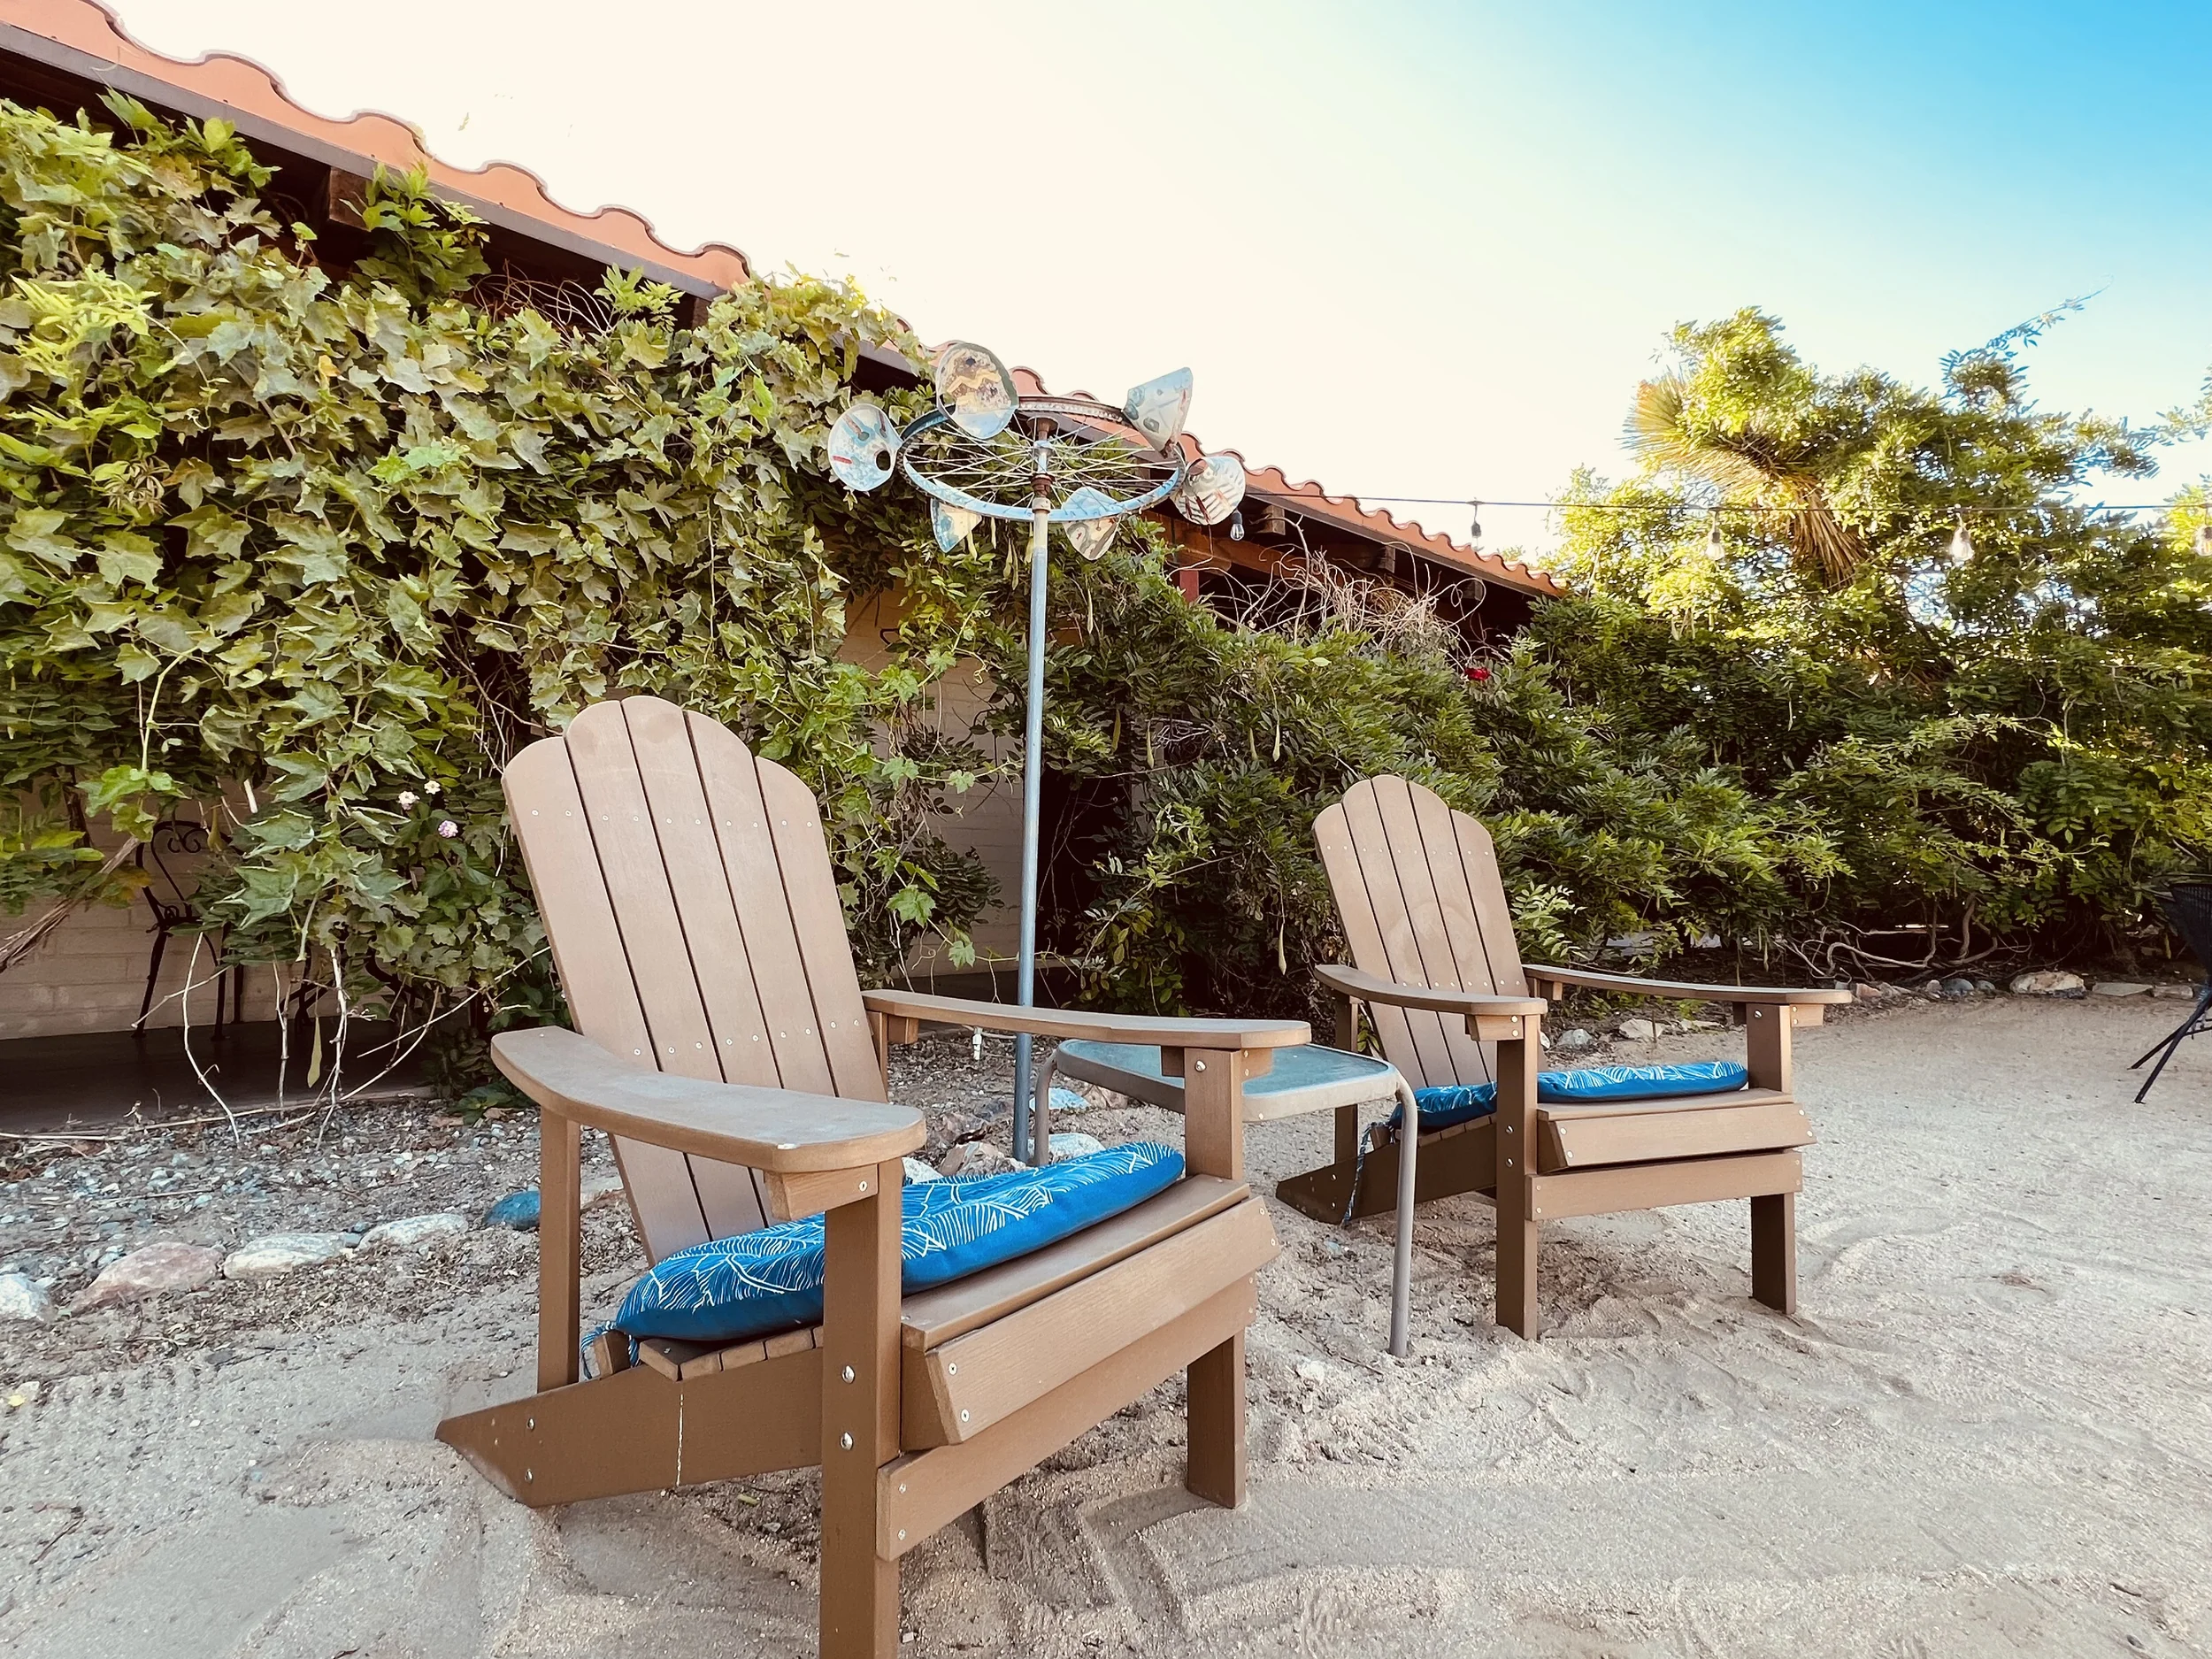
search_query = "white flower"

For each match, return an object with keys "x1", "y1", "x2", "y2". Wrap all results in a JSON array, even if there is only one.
[
  {"x1": 423, "y1": 780, "x2": 442, "y2": 795},
  {"x1": 397, "y1": 789, "x2": 418, "y2": 808},
  {"x1": 437, "y1": 819, "x2": 459, "y2": 838}
]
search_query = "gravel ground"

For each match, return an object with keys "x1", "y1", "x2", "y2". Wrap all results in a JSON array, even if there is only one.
[
  {"x1": 0, "y1": 1024, "x2": 1154, "y2": 1380},
  {"x1": 2, "y1": 992, "x2": 2205, "y2": 1657},
  {"x1": 0, "y1": 998, "x2": 2009, "y2": 1380}
]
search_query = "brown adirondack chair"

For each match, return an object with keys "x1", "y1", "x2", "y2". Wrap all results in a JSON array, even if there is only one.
[
  {"x1": 1276, "y1": 775, "x2": 1850, "y2": 1339},
  {"x1": 435, "y1": 696, "x2": 1307, "y2": 1658}
]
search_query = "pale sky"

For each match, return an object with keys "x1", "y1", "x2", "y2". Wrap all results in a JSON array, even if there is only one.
[{"x1": 111, "y1": 1, "x2": 2212, "y2": 554}]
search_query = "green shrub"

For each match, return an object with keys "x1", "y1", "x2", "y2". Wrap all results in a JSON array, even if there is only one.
[
  {"x1": 5, "y1": 99, "x2": 2205, "y2": 1083},
  {"x1": 0, "y1": 95, "x2": 1003, "y2": 1070},
  {"x1": 1538, "y1": 309, "x2": 2212, "y2": 972},
  {"x1": 1025, "y1": 545, "x2": 1839, "y2": 1016}
]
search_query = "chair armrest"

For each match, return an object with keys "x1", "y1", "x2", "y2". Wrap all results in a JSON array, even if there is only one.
[
  {"x1": 861, "y1": 988, "x2": 1309, "y2": 1051},
  {"x1": 1313, "y1": 964, "x2": 1547, "y2": 1020},
  {"x1": 491, "y1": 1027, "x2": 925, "y2": 1171},
  {"x1": 1522, "y1": 964, "x2": 1852, "y2": 1007}
]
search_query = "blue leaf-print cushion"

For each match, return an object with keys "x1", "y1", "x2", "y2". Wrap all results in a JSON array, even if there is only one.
[
  {"x1": 1403, "y1": 1082, "x2": 1500, "y2": 1131},
  {"x1": 1538, "y1": 1060, "x2": 1748, "y2": 1103},
  {"x1": 614, "y1": 1142, "x2": 1184, "y2": 1346},
  {"x1": 1400, "y1": 1060, "x2": 1749, "y2": 1133}
]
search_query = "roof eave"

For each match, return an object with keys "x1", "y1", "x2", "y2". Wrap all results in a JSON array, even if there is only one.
[{"x1": 0, "y1": 0, "x2": 749, "y2": 296}]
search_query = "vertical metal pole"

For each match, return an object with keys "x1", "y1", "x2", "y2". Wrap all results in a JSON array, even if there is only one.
[{"x1": 1011, "y1": 431, "x2": 1053, "y2": 1164}]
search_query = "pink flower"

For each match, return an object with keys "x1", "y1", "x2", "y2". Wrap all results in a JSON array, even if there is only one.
[{"x1": 437, "y1": 819, "x2": 459, "y2": 838}]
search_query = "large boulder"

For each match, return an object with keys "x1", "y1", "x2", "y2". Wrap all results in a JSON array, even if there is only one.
[
  {"x1": 73, "y1": 1241, "x2": 222, "y2": 1310},
  {"x1": 359, "y1": 1212, "x2": 470, "y2": 1250},
  {"x1": 482, "y1": 1190, "x2": 541, "y2": 1231},
  {"x1": 0, "y1": 1271, "x2": 52, "y2": 1323},
  {"x1": 223, "y1": 1233, "x2": 355, "y2": 1281}
]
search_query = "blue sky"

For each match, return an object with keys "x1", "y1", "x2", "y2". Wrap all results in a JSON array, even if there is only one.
[{"x1": 120, "y1": 1, "x2": 2212, "y2": 550}]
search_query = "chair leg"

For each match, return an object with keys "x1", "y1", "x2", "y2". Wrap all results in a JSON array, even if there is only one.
[
  {"x1": 1185, "y1": 1332, "x2": 1246, "y2": 1508},
  {"x1": 1750, "y1": 1192, "x2": 1797, "y2": 1313},
  {"x1": 819, "y1": 1164, "x2": 902, "y2": 1659},
  {"x1": 2133, "y1": 989, "x2": 2212, "y2": 1102},
  {"x1": 1496, "y1": 1205, "x2": 1539, "y2": 1339},
  {"x1": 134, "y1": 926, "x2": 169, "y2": 1033},
  {"x1": 1494, "y1": 1028, "x2": 1540, "y2": 1339},
  {"x1": 1388, "y1": 1080, "x2": 1417, "y2": 1357}
]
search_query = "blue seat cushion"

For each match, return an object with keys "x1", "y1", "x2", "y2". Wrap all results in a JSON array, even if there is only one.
[
  {"x1": 1401, "y1": 1060, "x2": 1749, "y2": 1133},
  {"x1": 1405, "y1": 1082, "x2": 1501, "y2": 1131},
  {"x1": 1539, "y1": 1060, "x2": 1748, "y2": 1102},
  {"x1": 612, "y1": 1142, "x2": 1184, "y2": 1346}
]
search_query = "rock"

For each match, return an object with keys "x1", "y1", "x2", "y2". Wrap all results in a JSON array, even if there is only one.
[
  {"x1": 1617, "y1": 1018, "x2": 1660, "y2": 1042},
  {"x1": 1939, "y1": 977, "x2": 1978, "y2": 1000},
  {"x1": 0, "y1": 1272, "x2": 52, "y2": 1323},
  {"x1": 1047, "y1": 1132, "x2": 1106, "y2": 1160},
  {"x1": 360, "y1": 1213, "x2": 469, "y2": 1250},
  {"x1": 580, "y1": 1171, "x2": 626, "y2": 1210},
  {"x1": 72, "y1": 1241, "x2": 222, "y2": 1310},
  {"x1": 902, "y1": 1156, "x2": 945, "y2": 1185},
  {"x1": 1067, "y1": 1079, "x2": 1128, "y2": 1110},
  {"x1": 1974, "y1": 980, "x2": 1996, "y2": 995},
  {"x1": 1293, "y1": 1357, "x2": 1329, "y2": 1384},
  {"x1": 6, "y1": 1379, "x2": 42, "y2": 1409},
  {"x1": 2092, "y1": 981, "x2": 2153, "y2": 998},
  {"x1": 483, "y1": 1190, "x2": 541, "y2": 1231},
  {"x1": 1679, "y1": 1018, "x2": 1723, "y2": 1033},
  {"x1": 1047, "y1": 1086, "x2": 1092, "y2": 1117},
  {"x1": 1923, "y1": 979, "x2": 1946, "y2": 998},
  {"x1": 1691, "y1": 933, "x2": 1723, "y2": 950},
  {"x1": 2009, "y1": 971, "x2": 2085, "y2": 996},
  {"x1": 223, "y1": 1233, "x2": 355, "y2": 1281},
  {"x1": 1855, "y1": 981, "x2": 1901, "y2": 1002},
  {"x1": 1554, "y1": 1027, "x2": 1597, "y2": 1054},
  {"x1": 2153, "y1": 983, "x2": 2203, "y2": 1001},
  {"x1": 940, "y1": 1141, "x2": 1022, "y2": 1179},
  {"x1": 939, "y1": 1100, "x2": 1013, "y2": 1146}
]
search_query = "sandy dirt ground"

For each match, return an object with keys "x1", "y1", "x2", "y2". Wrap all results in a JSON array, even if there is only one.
[{"x1": 1, "y1": 995, "x2": 2208, "y2": 1657}]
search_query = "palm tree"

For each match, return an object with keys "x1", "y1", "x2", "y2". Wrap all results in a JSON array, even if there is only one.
[{"x1": 1626, "y1": 372, "x2": 1864, "y2": 587}]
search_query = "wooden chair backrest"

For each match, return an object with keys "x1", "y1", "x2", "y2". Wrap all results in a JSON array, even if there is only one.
[
  {"x1": 1313, "y1": 775, "x2": 1528, "y2": 1093},
  {"x1": 503, "y1": 695, "x2": 883, "y2": 1262}
]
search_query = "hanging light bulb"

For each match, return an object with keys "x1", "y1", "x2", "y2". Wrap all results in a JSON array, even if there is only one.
[
  {"x1": 1469, "y1": 500, "x2": 1483, "y2": 543},
  {"x1": 1228, "y1": 509, "x2": 1245, "y2": 541},
  {"x1": 1705, "y1": 517, "x2": 1726, "y2": 558},
  {"x1": 1947, "y1": 521, "x2": 1975, "y2": 565},
  {"x1": 2196, "y1": 522, "x2": 2212, "y2": 558}
]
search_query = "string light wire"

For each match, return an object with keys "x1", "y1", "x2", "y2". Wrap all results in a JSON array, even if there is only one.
[{"x1": 1335, "y1": 493, "x2": 2191, "y2": 516}]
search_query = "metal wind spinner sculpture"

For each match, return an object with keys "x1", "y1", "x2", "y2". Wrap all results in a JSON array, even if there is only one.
[{"x1": 828, "y1": 342, "x2": 1248, "y2": 1162}]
